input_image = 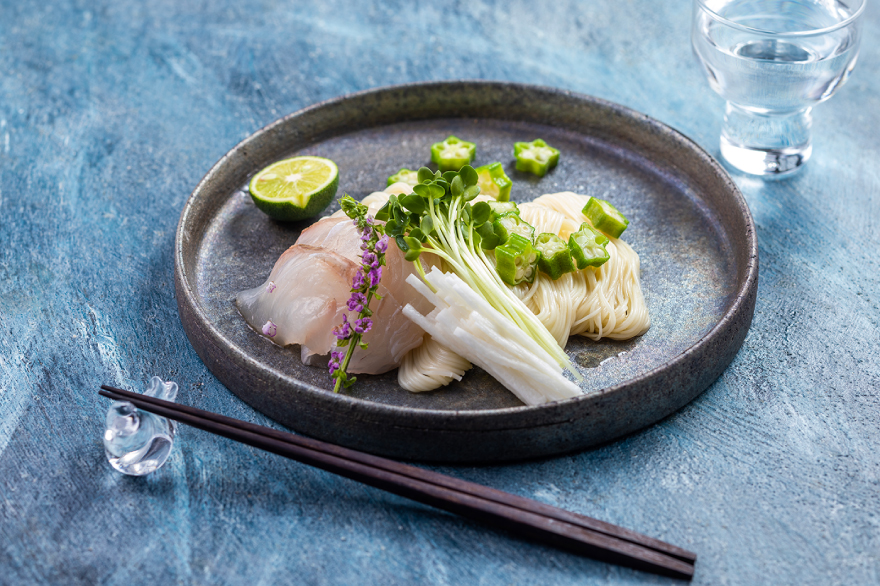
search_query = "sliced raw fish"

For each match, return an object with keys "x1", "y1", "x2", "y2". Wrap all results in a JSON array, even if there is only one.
[{"x1": 236, "y1": 191, "x2": 431, "y2": 374}]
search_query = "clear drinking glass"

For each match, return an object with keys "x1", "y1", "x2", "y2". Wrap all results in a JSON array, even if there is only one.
[{"x1": 692, "y1": 0, "x2": 865, "y2": 176}]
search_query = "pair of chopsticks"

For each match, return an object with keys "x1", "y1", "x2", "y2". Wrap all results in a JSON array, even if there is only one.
[{"x1": 99, "y1": 385, "x2": 696, "y2": 580}]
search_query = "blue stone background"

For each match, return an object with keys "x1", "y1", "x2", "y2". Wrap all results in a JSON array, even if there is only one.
[{"x1": 1, "y1": 1, "x2": 878, "y2": 584}]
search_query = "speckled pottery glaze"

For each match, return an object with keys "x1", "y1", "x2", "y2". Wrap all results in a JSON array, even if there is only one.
[{"x1": 175, "y1": 81, "x2": 758, "y2": 462}]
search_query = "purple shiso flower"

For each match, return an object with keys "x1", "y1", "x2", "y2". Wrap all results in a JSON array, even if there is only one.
[
  {"x1": 347, "y1": 292, "x2": 367, "y2": 313},
  {"x1": 333, "y1": 314, "x2": 351, "y2": 340},
  {"x1": 354, "y1": 317, "x2": 372, "y2": 335},
  {"x1": 362, "y1": 251, "x2": 378, "y2": 268},
  {"x1": 261, "y1": 320, "x2": 277, "y2": 338},
  {"x1": 328, "y1": 349, "x2": 346, "y2": 375},
  {"x1": 368, "y1": 266, "x2": 382, "y2": 288},
  {"x1": 330, "y1": 202, "x2": 388, "y2": 392},
  {"x1": 266, "y1": 281, "x2": 277, "y2": 293}
]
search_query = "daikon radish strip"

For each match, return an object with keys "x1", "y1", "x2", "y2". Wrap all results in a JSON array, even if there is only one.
[{"x1": 402, "y1": 268, "x2": 583, "y2": 406}]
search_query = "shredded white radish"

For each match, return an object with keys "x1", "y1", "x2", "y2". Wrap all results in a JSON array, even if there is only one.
[{"x1": 402, "y1": 268, "x2": 583, "y2": 406}]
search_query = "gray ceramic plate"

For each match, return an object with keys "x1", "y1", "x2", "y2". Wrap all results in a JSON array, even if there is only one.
[{"x1": 175, "y1": 81, "x2": 757, "y2": 462}]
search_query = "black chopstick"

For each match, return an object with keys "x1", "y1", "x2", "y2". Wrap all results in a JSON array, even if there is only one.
[
  {"x1": 100, "y1": 385, "x2": 695, "y2": 580},
  {"x1": 101, "y1": 384, "x2": 694, "y2": 564}
]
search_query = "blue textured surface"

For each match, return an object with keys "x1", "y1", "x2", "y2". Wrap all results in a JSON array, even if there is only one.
[{"x1": 1, "y1": 1, "x2": 878, "y2": 584}]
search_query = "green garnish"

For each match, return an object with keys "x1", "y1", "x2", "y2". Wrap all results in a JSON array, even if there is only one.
[
  {"x1": 475, "y1": 202, "x2": 520, "y2": 250},
  {"x1": 430, "y1": 136, "x2": 476, "y2": 172},
  {"x1": 475, "y1": 162, "x2": 513, "y2": 201},
  {"x1": 513, "y1": 139, "x2": 560, "y2": 177},
  {"x1": 495, "y1": 234, "x2": 539, "y2": 286},
  {"x1": 376, "y1": 166, "x2": 577, "y2": 376},
  {"x1": 582, "y1": 197, "x2": 629, "y2": 238},
  {"x1": 487, "y1": 201, "x2": 518, "y2": 220},
  {"x1": 387, "y1": 168, "x2": 419, "y2": 187},
  {"x1": 569, "y1": 223, "x2": 610, "y2": 269},
  {"x1": 476, "y1": 220, "x2": 504, "y2": 250},
  {"x1": 493, "y1": 211, "x2": 535, "y2": 245},
  {"x1": 535, "y1": 233, "x2": 576, "y2": 280}
]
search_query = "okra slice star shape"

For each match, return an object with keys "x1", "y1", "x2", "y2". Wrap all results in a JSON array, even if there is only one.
[
  {"x1": 513, "y1": 139, "x2": 560, "y2": 177},
  {"x1": 430, "y1": 135, "x2": 476, "y2": 172}
]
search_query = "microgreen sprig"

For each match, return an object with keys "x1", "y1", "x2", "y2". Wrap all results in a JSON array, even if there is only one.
[
  {"x1": 376, "y1": 166, "x2": 578, "y2": 377},
  {"x1": 329, "y1": 196, "x2": 389, "y2": 393}
]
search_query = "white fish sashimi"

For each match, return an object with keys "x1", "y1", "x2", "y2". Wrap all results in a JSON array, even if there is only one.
[
  {"x1": 236, "y1": 191, "x2": 432, "y2": 375},
  {"x1": 236, "y1": 244, "x2": 354, "y2": 353}
]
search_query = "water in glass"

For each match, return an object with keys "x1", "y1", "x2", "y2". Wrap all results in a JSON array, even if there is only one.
[{"x1": 692, "y1": 0, "x2": 863, "y2": 175}]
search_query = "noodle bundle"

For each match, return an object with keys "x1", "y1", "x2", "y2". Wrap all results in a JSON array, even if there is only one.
[{"x1": 398, "y1": 334, "x2": 472, "y2": 392}]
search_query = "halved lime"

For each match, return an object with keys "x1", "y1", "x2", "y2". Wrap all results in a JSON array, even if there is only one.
[{"x1": 248, "y1": 156, "x2": 339, "y2": 221}]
